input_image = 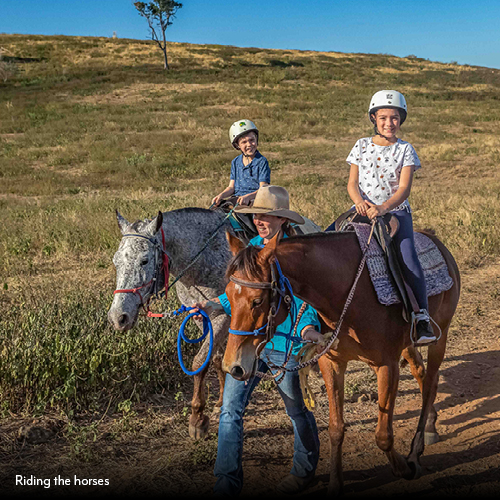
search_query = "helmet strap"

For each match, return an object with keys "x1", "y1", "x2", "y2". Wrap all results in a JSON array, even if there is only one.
[{"x1": 374, "y1": 124, "x2": 392, "y2": 142}]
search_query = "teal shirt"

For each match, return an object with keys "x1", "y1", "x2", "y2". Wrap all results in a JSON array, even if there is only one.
[{"x1": 219, "y1": 235, "x2": 320, "y2": 354}]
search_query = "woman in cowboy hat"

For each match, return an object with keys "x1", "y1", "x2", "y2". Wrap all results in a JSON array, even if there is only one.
[{"x1": 193, "y1": 185, "x2": 323, "y2": 496}]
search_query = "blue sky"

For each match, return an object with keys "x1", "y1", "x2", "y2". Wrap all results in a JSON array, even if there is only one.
[{"x1": 2, "y1": 0, "x2": 500, "y2": 69}]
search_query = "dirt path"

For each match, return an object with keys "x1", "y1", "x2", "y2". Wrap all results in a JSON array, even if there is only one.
[{"x1": 1, "y1": 260, "x2": 499, "y2": 498}]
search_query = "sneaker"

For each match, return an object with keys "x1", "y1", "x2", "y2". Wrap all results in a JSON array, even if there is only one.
[
  {"x1": 275, "y1": 474, "x2": 315, "y2": 495},
  {"x1": 413, "y1": 309, "x2": 437, "y2": 346}
]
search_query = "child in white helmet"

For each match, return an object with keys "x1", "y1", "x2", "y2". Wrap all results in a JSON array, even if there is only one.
[
  {"x1": 346, "y1": 90, "x2": 436, "y2": 346},
  {"x1": 211, "y1": 119, "x2": 270, "y2": 207}
]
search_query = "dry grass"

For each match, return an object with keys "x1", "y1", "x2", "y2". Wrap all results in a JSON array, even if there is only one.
[{"x1": 0, "y1": 33, "x2": 500, "y2": 496}]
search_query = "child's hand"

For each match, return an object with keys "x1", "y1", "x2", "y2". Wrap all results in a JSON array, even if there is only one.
[
  {"x1": 237, "y1": 193, "x2": 254, "y2": 206},
  {"x1": 355, "y1": 201, "x2": 370, "y2": 216},
  {"x1": 212, "y1": 194, "x2": 222, "y2": 207},
  {"x1": 365, "y1": 201, "x2": 387, "y2": 219}
]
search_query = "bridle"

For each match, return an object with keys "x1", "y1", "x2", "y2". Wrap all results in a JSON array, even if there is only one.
[
  {"x1": 113, "y1": 228, "x2": 171, "y2": 316},
  {"x1": 228, "y1": 258, "x2": 293, "y2": 344}
]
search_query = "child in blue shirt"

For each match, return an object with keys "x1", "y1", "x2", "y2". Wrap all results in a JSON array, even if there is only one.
[{"x1": 212, "y1": 119, "x2": 271, "y2": 207}]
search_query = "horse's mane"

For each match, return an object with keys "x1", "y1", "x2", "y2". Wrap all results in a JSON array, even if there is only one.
[
  {"x1": 225, "y1": 232, "x2": 356, "y2": 281},
  {"x1": 225, "y1": 245, "x2": 267, "y2": 282},
  {"x1": 171, "y1": 207, "x2": 214, "y2": 215}
]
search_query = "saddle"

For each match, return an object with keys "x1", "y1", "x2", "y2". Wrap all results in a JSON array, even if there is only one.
[
  {"x1": 214, "y1": 197, "x2": 258, "y2": 244},
  {"x1": 331, "y1": 207, "x2": 420, "y2": 322}
]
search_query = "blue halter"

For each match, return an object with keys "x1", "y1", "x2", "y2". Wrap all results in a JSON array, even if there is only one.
[{"x1": 227, "y1": 258, "x2": 304, "y2": 350}]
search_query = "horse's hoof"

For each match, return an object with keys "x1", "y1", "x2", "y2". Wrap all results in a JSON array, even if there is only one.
[
  {"x1": 406, "y1": 459, "x2": 422, "y2": 480},
  {"x1": 424, "y1": 432, "x2": 440, "y2": 445},
  {"x1": 189, "y1": 415, "x2": 209, "y2": 440}
]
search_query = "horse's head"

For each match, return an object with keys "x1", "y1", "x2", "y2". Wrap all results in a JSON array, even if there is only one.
[
  {"x1": 222, "y1": 231, "x2": 290, "y2": 381},
  {"x1": 108, "y1": 210, "x2": 167, "y2": 331}
]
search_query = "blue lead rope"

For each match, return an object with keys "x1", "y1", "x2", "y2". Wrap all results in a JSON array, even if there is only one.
[{"x1": 175, "y1": 305, "x2": 214, "y2": 376}]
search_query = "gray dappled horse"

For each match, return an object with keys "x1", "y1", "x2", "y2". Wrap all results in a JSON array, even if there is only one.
[{"x1": 107, "y1": 207, "x2": 320, "y2": 438}]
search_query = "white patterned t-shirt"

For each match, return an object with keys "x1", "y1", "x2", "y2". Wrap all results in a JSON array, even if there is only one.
[{"x1": 346, "y1": 137, "x2": 421, "y2": 211}]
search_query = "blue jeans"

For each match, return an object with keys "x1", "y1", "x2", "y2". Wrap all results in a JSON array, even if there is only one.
[
  {"x1": 392, "y1": 210, "x2": 429, "y2": 311},
  {"x1": 213, "y1": 348, "x2": 320, "y2": 496}
]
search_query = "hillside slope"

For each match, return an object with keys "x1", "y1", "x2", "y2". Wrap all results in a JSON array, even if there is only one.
[{"x1": 0, "y1": 34, "x2": 499, "y2": 498}]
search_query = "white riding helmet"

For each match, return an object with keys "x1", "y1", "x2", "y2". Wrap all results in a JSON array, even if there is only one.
[
  {"x1": 368, "y1": 90, "x2": 407, "y2": 125},
  {"x1": 229, "y1": 119, "x2": 259, "y2": 149}
]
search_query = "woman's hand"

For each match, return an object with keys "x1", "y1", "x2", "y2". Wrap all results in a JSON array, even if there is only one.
[
  {"x1": 365, "y1": 201, "x2": 388, "y2": 219},
  {"x1": 191, "y1": 300, "x2": 212, "y2": 320},
  {"x1": 301, "y1": 327, "x2": 326, "y2": 353},
  {"x1": 191, "y1": 299, "x2": 222, "y2": 320}
]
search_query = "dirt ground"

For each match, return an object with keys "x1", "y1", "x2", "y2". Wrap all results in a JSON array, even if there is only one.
[{"x1": 1, "y1": 259, "x2": 499, "y2": 499}]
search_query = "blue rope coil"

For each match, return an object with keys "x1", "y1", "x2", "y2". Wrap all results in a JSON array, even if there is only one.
[{"x1": 176, "y1": 305, "x2": 214, "y2": 376}]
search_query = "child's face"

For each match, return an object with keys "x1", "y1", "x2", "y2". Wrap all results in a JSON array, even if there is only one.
[
  {"x1": 374, "y1": 108, "x2": 401, "y2": 138},
  {"x1": 237, "y1": 132, "x2": 258, "y2": 157}
]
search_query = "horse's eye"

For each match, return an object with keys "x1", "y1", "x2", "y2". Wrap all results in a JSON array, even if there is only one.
[
  {"x1": 252, "y1": 298, "x2": 263, "y2": 308},
  {"x1": 141, "y1": 259, "x2": 149, "y2": 266}
]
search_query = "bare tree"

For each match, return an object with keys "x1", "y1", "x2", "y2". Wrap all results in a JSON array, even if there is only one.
[{"x1": 134, "y1": 0, "x2": 183, "y2": 70}]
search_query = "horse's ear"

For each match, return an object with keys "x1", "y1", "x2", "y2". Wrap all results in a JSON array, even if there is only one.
[
  {"x1": 146, "y1": 211, "x2": 163, "y2": 235},
  {"x1": 226, "y1": 230, "x2": 245, "y2": 255},
  {"x1": 116, "y1": 210, "x2": 130, "y2": 234},
  {"x1": 257, "y1": 229, "x2": 281, "y2": 264}
]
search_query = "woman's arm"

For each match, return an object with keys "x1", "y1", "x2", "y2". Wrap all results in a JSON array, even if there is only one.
[{"x1": 191, "y1": 297, "x2": 224, "y2": 318}]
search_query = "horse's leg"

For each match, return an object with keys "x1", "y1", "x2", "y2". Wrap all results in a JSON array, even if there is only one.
[
  {"x1": 189, "y1": 363, "x2": 210, "y2": 440},
  {"x1": 212, "y1": 353, "x2": 225, "y2": 407},
  {"x1": 189, "y1": 313, "x2": 229, "y2": 438},
  {"x1": 175, "y1": 282, "x2": 212, "y2": 440},
  {"x1": 407, "y1": 326, "x2": 448, "y2": 468},
  {"x1": 374, "y1": 362, "x2": 416, "y2": 479},
  {"x1": 318, "y1": 355, "x2": 347, "y2": 496},
  {"x1": 401, "y1": 346, "x2": 440, "y2": 445}
]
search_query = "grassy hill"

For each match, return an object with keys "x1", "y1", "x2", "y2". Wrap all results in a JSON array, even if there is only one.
[
  {"x1": 1, "y1": 34, "x2": 500, "y2": 412},
  {"x1": 2, "y1": 34, "x2": 500, "y2": 499}
]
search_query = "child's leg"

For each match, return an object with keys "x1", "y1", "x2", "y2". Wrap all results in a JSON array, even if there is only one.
[{"x1": 391, "y1": 210, "x2": 428, "y2": 311}]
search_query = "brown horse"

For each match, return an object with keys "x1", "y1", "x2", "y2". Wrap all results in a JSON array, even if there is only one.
[{"x1": 223, "y1": 229, "x2": 460, "y2": 495}]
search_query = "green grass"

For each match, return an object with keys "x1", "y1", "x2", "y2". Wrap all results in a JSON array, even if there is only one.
[{"x1": 1, "y1": 34, "x2": 500, "y2": 414}]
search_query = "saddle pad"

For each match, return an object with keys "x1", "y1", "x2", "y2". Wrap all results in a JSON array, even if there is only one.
[{"x1": 350, "y1": 223, "x2": 454, "y2": 306}]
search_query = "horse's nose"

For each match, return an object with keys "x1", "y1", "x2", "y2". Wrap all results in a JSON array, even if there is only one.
[
  {"x1": 107, "y1": 309, "x2": 131, "y2": 330},
  {"x1": 117, "y1": 313, "x2": 130, "y2": 329},
  {"x1": 230, "y1": 365, "x2": 245, "y2": 380}
]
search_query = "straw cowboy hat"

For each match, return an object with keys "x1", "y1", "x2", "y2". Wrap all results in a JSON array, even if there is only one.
[{"x1": 234, "y1": 185, "x2": 305, "y2": 225}]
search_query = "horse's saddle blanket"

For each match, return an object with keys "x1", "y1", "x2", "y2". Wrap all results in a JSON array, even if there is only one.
[{"x1": 350, "y1": 223, "x2": 454, "y2": 306}]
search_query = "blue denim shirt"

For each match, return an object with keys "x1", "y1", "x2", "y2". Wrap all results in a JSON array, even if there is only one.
[
  {"x1": 219, "y1": 235, "x2": 320, "y2": 354},
  {"x1": 230, "y1": 151, "x2": 271, "y2": 197}
]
